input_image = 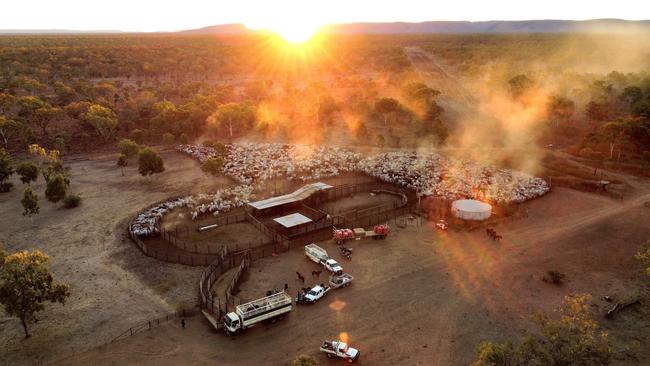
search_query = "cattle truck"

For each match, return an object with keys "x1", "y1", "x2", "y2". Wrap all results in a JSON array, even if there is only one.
[{"x1": 223, "y1": 291, "x2": 293, "y2": 335}]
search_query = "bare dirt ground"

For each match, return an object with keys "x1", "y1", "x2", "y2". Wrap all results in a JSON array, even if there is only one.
[
  {"x1": 318, "y1": 192, "x2": 404, "y2": 215},
  {"x1": 65, "y1": 166, "x2": 650, "y2": 365},
  {"x1": 160, "y1": 215, "x2": 269, "y2": 253},
  {"x1": 0, "y1": 150, "x2": 233, "y2": 365}
]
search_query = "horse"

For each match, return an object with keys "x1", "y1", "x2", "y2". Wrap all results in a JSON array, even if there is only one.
[{"x1": 296, "y1": 271, "x2": 305, "y2": 283}]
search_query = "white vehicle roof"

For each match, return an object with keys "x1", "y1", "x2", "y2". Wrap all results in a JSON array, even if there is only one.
[
  {"x1": 235, "y1": 291, "x2": 292, "y2": 319},
  {"x1": 310, "y1": 285, "x2": 324, "y2": 292}
]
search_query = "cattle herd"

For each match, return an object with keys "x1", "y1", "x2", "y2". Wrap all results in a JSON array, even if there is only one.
[
  {"x1": 359, "y1": 152, "x2": 550, "y2": 203},
  {"x1": 130, "y1": 186, "x2": 254, "y2": 237},
  {"x1": 179, "y1": 143, "x2": 549, "y2": 201},
  {"x1": 131, "y1": 143, "x2": 550, "y2": 238}
]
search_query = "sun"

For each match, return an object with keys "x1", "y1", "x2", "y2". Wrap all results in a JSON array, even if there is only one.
[
  {"x1": 246, "y1": 21, "x2": 320, "y2": 44},
  {"x1": 272, "y1": 24, "x2": 318, "y2": 43}
]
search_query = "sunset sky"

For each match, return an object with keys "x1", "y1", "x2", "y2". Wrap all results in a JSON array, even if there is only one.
[{"x1": 1, "y1": 0, "x2": 648, "y2": 32}]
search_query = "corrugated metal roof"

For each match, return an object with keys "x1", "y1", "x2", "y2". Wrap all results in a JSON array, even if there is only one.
[
  {"x1": 273, "y1": 213, "x2": 313, "y2": 228},
  {"x1": 248, "y1": 182, "x2": 333, "y2": 210}
]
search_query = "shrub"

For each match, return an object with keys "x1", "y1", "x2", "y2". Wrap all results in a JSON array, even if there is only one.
[
  {"x1": 162, "y1": 132, "x2": 175, "y2": 145},
  {"x1": 543, "y1": 270, "x2": 566, "y2": 285},
  {"x1": 471, "y1": 294, "x2": 611, "y2": 366},
  {"x1": 62, "y1": 194, "x2": 81, "y2": 209},
  {"x1": 292, "y1": 355, "x2": 318, "y2": 366},
  {"x1": 201, "y1": 156, "x2": 224, "y2": 177},
  {"x1": 131, "y1": 129, "x2": 144, "y2": 143},
  {"x1": 45, "y1": 174, "x2": 69, "y2": 203},
  {"x1": 118, "y1": 138, "x2": 139, "y2": 159},
  {"x1": 0, "y1": 181, "x2": 13, "y2": 192},
  {"x1": 16, "y1": 162, "x2": 39, "y2": 185},
  {"x1": 179, "y1": 133, "x2": 189, "y2": 144},
  {"x1": 138, "y1": 147, "x2": 165, "y2": 177}
]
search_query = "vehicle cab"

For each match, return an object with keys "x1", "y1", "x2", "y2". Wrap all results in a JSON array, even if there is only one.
[
  {"x1": 324, "y1": 259, "x2": 343, "y2": 275},
  {"x1": 337, "y1": 342, "x2": 360, "y2": 360},
  {"x1": 305, "y1": 285, "x2": 326, "y2": 302},
  {"x1": 223, "y1": 312, "x2": 240, "y2": 333}
]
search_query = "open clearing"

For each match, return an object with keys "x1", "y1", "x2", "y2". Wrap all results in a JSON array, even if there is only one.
[
  {"x1": 0, "y1": 150, "x2": 231, "y2": 365},
  {"x1": 60, "y1": 158, "x2": 650, "y2": 365}
]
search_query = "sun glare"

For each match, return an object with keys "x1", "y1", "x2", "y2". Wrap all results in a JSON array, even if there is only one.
[{"x1": 246, "y1": 20, "x2": 320, "y2": 44}]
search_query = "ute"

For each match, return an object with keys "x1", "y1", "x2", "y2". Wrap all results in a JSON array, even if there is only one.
[
  {"x1": 303, "y1": 284, "x2": 331, "y2": 303},
  {"x1": 305, "y1": 244, "x2": 344, "y2": 275},
  {"x1": 223, "y1": 291, "x2": 292, "y2": 335},
  {"x1": 320, "y1": 340, "x2": 360, "y2": 363}
]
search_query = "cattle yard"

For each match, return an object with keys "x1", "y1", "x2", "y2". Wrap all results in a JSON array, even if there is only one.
[{"x1": 122, "y1": 143, "x2": 561, "y2": 347}]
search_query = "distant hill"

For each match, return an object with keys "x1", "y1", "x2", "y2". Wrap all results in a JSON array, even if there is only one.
[
  {"x1": 0, "y1": 29, "x2": 123, "y2": 34},
  {"x1": 2, "y1": 19, "x2": 649, "y2": 35},
  {"x1": 323, "y1": 19, "x2": 650, "y2": 34},
  {"x1": 177, "y1": 23, "x2": 252, "y2": 35}
]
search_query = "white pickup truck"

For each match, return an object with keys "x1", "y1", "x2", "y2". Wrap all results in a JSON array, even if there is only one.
[
  {"x1": 305, "y1": 244, "x2": 343, "y2": 275},
  {"x1": 320, "y1": 340, "x2": 360, "y2": 363},
  {"x1": 303, "y1": 284, "x2": 331, "y2": 303}
]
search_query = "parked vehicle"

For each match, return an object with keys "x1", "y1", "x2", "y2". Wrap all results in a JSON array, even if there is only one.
[
  {"x1": 329, "y1": 273, "x2": 354, "y2": 289},
  {"x1": 223, "y1": 291, "x2": 292, "y2": 334},
  {"x1": 333, "y1": 224, "x2": 391, "y2": 244},
  {"x1": 323, "y1": 258, "x2": 343, "y2": 275},
  {"x1": 305, "y1": 243, "x2": 329, "y2": 263},
  {"x1": 303, "y1": 284, "x2": 331, "y2": 303},
  {"x1": 320, "y1": 340, "x2": 360, "y2": 363},
  {"x1": 305, "y1": 244, "x2": 343, "y2": 274}
]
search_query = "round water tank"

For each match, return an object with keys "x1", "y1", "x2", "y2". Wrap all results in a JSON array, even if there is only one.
[{"x1": 451, "y1": 199, "x2": 492, "y2": 221}]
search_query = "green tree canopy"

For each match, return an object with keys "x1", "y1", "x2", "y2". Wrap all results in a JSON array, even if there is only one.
[
  {"x1": 0, "y1": 250, "x2": 71, "y2": 337},
  {"x1": 138, "y1": 147, "x2": 165, "y2": 177},
  {"x1": 508, "y1": 74, "x2": 534, "y2": 99},
  {"x1": 83, "y1": 104, "x2": 119, "y2": 143},
  {"x1": 21, "y1": 187, "x2": 39, "y2": 223},
  {"x1": 45, "y1": 174, "x2": 69, "y2": 203},
  {"x1": 0, "y1": 148, "x2": 13, "y2": 184},
  {"x1": 374, "y1": 97, "x2": 401, "y2": 126},
  {"x1": 16, "y1": 162, "x2": 39, "y2": 185},
  {"x1": 547, "y1": 96, "x2": 576, "y2": 127},
  {"x1": 162, "y1": 132, "x2": 175, "y2": 145},
  {"x1": 402, "y1": 81, "x2": 441, "y2": 107},
  {"x1": 620, "y1": 86, "x2": 643, "y2": 105},
  {"x1": 207, "y1": 103, "x2": 256, "y2": 139},
  {"x1": 118, "y1": 138, "x2": 140, "y2": 159},
  {"x1": 201, "y1": 156, "x2": 224, "y2": 177},
  {"x1": 0, "y1": 116, "x2": 23, "y2": 148}
]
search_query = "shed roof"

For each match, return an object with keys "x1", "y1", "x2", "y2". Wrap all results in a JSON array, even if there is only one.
[{"x1": 248, "y1": 182, "x2": 332, "y2": 210}]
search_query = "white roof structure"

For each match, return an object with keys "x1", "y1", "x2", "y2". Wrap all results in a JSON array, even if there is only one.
[
  {"x1": 273, "y1": 213, "x2": 313, "y2": 228},
  {"x1": 451, "y1": 199, "x2": 492, "y2": 221},
  {"x1": 248, "y1": 182, "x2": 333, "y2": 210}
]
